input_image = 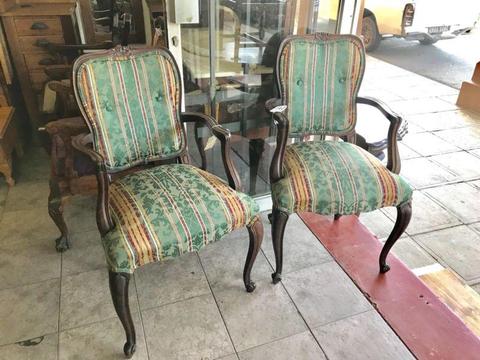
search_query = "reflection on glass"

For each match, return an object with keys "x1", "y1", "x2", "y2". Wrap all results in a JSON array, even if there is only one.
[{"x1": 181, "y1": 0, "x2": 341, "y2": 196}]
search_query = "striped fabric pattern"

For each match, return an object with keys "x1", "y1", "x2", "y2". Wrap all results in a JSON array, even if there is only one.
[
  {"x1": 103, "y1": 164, "x2": 259, "y2": 273},
  {"x1": 279, "y1": 35, "x2": 365, "y2": 135},
  {"x1": 271, "y1": 141, "x2": 412, "y2": 215},
  {"x1": 76, "y1": 50, "x2": 184, "y2": 171}
]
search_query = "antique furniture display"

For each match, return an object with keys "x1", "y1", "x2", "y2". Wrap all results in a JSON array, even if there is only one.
[
  {"x1": 78, "y1": 0, "x2": 145, "y2": 45},
  {"x1": 72, "y1": 46, "x2": 263, "y2": 358},
  {"x1": 267, "y1": 33, "x2": 413, "y2": 284},
  {"x1": 0, "y1": 106, "x2": 21, "y2": 186},
  {"x1": 0, "y1": 2, "x2": 78, "y2": 133}
]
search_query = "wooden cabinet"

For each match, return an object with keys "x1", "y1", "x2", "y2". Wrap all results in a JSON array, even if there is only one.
[{"x1": 0, "y1": 3, "x2": 77, "y2": 136}]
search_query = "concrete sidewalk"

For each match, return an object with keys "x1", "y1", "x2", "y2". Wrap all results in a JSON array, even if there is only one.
[{"x1": 359, "y1": 56, "x2": 480, "y2": 293}]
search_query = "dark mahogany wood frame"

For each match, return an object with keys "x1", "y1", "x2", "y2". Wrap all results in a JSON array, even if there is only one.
[
  {"x1": 71, "y1": 46, "x2": 263, "y2": 358},
  {"x1": 267, "y1": 33, "x2": 412, "y2": 284}
]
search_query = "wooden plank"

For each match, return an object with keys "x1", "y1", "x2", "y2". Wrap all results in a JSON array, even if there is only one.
[
  {"x1": 299, "y1": 213, "x2": 480, "y2": 359},
  {"x1": 420, "y1": 268, "x2": 480, "y2": 338}
]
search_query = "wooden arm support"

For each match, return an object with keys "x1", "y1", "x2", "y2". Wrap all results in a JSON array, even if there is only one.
[
  {"x1": 356, "y1": 96, "x2": 403, "y2": 174},
  {"x1": 72, "y1": 133, "x2": 114, "y2": 235},
  {"x1": 266, "y1": 99, "x2": 289, "y2": 184},
  {"x1": 181, "y1": 112, "x2": 241, "y2": 191}
]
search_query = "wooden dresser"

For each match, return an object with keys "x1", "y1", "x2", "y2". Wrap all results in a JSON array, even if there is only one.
[{"x1": 0, "y1": 2, "x2": 77, "y2": 135}]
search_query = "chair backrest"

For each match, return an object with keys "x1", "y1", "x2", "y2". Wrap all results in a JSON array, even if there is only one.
[
  {"x1": 73, "y1": 47, "x2": 185, "y2": 171},
  {"x1": 276, "y1": 33, "x2": 365, "y2": 135}
]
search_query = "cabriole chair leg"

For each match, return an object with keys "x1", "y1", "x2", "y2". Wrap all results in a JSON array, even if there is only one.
[
  {"x1": 379, "y1": 201, "x2": 412, "y2": 273},
  {"x1": 271, "y1": 209, "x2": 289, "y2": 284},
  {"x1": 109, "y1": 271, "x2": 136, "y2": 359},
  {"x1": 244, "y1": 217, "x2": 264, "y2": 292}
]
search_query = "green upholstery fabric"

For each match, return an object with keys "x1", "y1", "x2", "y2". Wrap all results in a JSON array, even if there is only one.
[
  {"x1": 103, "y1": 164, "x2": 259, "y2": 273},
  {"x1": 76, "y1": 49, "x2": 184, "y2": 171},
  {"x1": 278, "y1": 35, "x2": 365, "y2": 135},
  {"x1": 271, "y1": 141, "x2": 413, "y2": 215}
]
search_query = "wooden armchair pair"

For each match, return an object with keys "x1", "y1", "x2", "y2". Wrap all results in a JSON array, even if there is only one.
[
  {"x1": 71, "y1": 47, "x2": 263, "y2": 358},
  {"x1": 267, "y1": 33, "x2": 413, "y2": 283}
]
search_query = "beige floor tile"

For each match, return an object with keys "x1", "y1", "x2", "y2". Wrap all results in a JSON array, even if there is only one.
[
  {"x1": 391, "y1": 237, "x2": 437, "y2": 270},
  {"x1": 425, "y1": 182, "x2": 480, "y2": 223},
  {"x1": 282, "y1": 262, "x2": 371, "y2": 328},
  {"x1": 60, "y1": 269, "x2": 138, "y2": 331},
  {"x1": 0, "y1": 334, "x2": 57, "y2": 360},
  {"x1": 15, "y1": 148, "x2": 50, "y2": 183},
  {"x1": 198, "y1": 228, "x2": 273, "y2": 291},
  {"x1": 0, "y1": 279, "x2": 59, "y2": 346},
  {"x1": 360, "y1": 210, "x2": 395, "y2": 240},
  {"x1": 407, "y1": 110, "x2": 471, "y2": 132},
  {"x1": 142, "y1": 294, "x2": 234, "y2": 360},
  {"x1": 435, "y1": 127, "x2": 480, "y2": 150},
  {"x1": 401, "y1": 132, "x2": 460, "y2": 156},
  {"x1": 63, "y1": 195, "x2": 97, "y2": 234},
  {"x1": 430, "y1": 151, "x2": 480, "y2": 180},
  {"x1": 383, "y1": 191, "x2": 461, "y2": 235},
  {"x1": 472, "y1": 283, "x2": 480, "y2": 295},
  {"x1": 400, "y1": 158, "x2": 456, "y2": 189},
  {"x1": 389, "y1": 98, "x2": 457, "y2": 116},
  {"x1": 238, "y1": 331, "x2": 326, "y2": 360},
  {"x1": 59, "y1": 312, "x2": 148, "y2": 360},
  {"x1": 0, "y1": 208, "x2": 58, "y2": 246},
  {"x1": 213, "y1": 278, "x2": 307, "y2": 352},
  {"x1": 261, "y1": 213, "x2": 332, "y2": 275},
  {"x1": 414, "y1": 226, "x2": 480, "y2": 282},
  {"x1": 135, "y1": 252, "x2": 210, "y2": 310},
  {"x1": 0, "y1": 236, "x2": 61, "y2": 290},
  {"x1": 4, "y1": 181, "x2": 50, "y2": 212},
  {"x1": 61, "y1": 230, "x2": 107, "y2": 277},
  {"x1": 398, "y1": 143, "x2": 421, "y2": 160},
  {"x1": 313, "y1": 311, "x2": 414, "y2": 360}
]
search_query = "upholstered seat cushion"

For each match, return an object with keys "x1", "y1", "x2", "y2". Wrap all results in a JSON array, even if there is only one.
[
  {"x1": 103, "y1": 164, "x2": 259, "y2": 273},
  {"x1": 271, "y1": 141, "x2": 412, "y2": 215}
]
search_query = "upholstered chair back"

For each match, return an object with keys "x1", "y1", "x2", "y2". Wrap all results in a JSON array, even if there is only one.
[
  {"x1": 74, "y1": 48, "x2": 185, "y2": 171},
  {"x1": 277, "y1": 33, "x2": 365, "y2": 135}
]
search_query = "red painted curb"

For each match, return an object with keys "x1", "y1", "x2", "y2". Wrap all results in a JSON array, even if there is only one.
[{"x1": 299, "y1": 213, "x2": 480, "y2": 360}]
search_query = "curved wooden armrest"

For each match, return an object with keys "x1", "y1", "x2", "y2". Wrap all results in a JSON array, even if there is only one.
[
  {"x1": 181, "y1": 112, "x2": 241, "y2": 191},
  {"x1": 268, "y1": 103, "x2": 289, "y2": 183},
  {"x1": 356, "y1": 96, "x2": 403, "y2": 174},
  {"x1": 72, "y1": 133, "x2": 104, "y2": 164},
  {"x1": 265, "y1": 97, "x2": 282, "y2": 112},
  {"x1": 72, "y1": 133, "x2": 113, "y2": 235}
]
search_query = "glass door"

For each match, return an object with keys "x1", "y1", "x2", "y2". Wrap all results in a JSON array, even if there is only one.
[{"x1": 173, "y1": 0, "x2": 348, "y2": 197}]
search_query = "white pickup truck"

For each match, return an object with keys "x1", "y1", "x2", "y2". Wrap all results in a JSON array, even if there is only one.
[{"x1": 361, "y1": 0, "x2": 480, "y2": 51}]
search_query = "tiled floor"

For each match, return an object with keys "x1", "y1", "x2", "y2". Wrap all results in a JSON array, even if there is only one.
[{"x1": 1, "y1": 57, "x2": 480, "y2": 359}]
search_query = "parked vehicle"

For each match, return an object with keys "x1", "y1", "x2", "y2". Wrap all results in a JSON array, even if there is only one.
[{"x1": 362, "y1": 0, "x2": 480, "y2": 51}]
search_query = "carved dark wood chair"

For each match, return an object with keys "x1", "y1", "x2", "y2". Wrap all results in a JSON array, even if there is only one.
[
  {"x1": 72, "y1": 46, "x2": 263, "y2": 358},
  {"x1": 267, "y1": 33, "x2": 413, "y2": 284}
]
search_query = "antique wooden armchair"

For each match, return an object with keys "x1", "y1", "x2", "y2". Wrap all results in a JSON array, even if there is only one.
[
  {"x1": 267, "y1": 33, "x2": 413, "y2": 284},
  {"x1": 72, "y1": 46, "x2": 263, "y2": 358}
]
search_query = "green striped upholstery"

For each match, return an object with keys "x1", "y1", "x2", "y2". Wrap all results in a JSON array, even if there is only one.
[
  {"x1": 76, "y1": 49, "x2": 184, "y2": 171},
  {"x1": 278, "y1": 34, "x2": 365, "y2": 135},
  {"x1": 103, "y1": 164, "x2": 259, "y2": 273},
  {"x1": 271, "y1": 141, "x2": 412, "y2": 215}
]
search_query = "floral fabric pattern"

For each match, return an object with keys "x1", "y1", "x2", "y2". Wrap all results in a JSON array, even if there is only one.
[
  {"x1": 272, "y1": 141, "x2": 413, "y2": 215},
  {"x1": 103, "y1": 164, "x2": 260, "y2": 273}
]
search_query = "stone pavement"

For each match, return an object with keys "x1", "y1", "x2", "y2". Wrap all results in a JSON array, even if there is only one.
[{"x1": 0, "y1": 56, "x2": 479, "y2": 359}]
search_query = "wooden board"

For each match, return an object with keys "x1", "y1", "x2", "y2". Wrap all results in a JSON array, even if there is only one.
[{"x1": 420, "y1": 268, "x2": 480, "y2": 338}]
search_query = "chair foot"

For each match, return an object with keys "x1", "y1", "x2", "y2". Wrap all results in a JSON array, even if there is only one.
[
  {"x1": 109, "y1": 271, "x2": 136, "y2": 358},
  {"x1": 271, "y1": 272, "x2": 282, "y2": 284},
  {"x1": 267, "y1": 213, "x2": 273, "y2": 224},
  {"x1": 244, "y1": 217, "x2": 263, "y2": 293},
  {"x1": 245, "y1": 282, "x2": 256, "y2": 293},
  {"x1": 379, "y1": 264, "x2": 390, "y2": 274},
  {"x1": 334, "y1": 214, "x2": 341, "y2": 221},
  {"x1": 124, "y1": 342, "x2": 136, "y2": 359},
  {"x1": 271, "y1": 209, "x2": 289, "y2": 285},
  {"x1": 379, "y1": 201, "x2": 412, "y2": 273},
  {"x1": 55, "y1": 235, "x2": 70, "y2": 252}
]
